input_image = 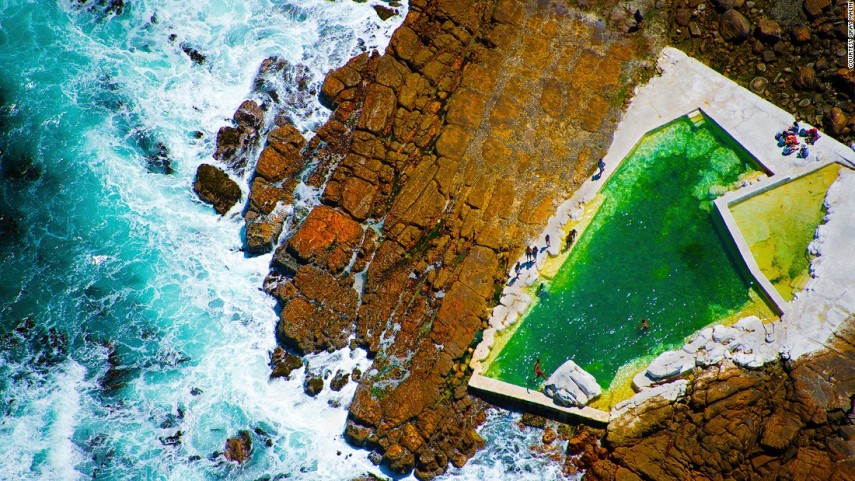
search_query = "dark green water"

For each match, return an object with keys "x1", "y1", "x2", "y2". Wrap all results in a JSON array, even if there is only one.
[{"x1": 486, "y1": 116, "x2": 761, "y2": 388}]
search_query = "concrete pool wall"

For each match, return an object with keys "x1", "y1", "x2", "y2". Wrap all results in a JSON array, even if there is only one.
[{"x1": 468, "y1": 47, "x2": 855, "y2": 424}]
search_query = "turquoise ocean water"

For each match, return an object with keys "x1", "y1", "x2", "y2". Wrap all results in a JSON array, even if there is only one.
[{"x1": 0, "y1": 1, "x2": 573, "y2": 480}]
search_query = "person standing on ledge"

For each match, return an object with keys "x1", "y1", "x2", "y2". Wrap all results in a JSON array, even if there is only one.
[{"x1": 565, "y1": 229, "x2": 577, "y2": 251}]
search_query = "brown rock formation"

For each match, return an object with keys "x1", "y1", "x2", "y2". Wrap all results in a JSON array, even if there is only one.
[
  {"x1": 214, "y1": 100, "x2": 265, "y2": 172},
  {"x1": 193, "y1": 163, "x2": 241, "y2": 215},
  {"x1": 238, "y1": 0, "x2": 650, "y2": 478},
  {"x1": 582, "y1": 320, "x2": 855, "y2": 481},
  {"x1": 223, "y1": 430, "x2": 252, "y2": 463},
  {"x1": 202, "y1": 0, "x2": 855, "y2": 478},
  {"x1": 269, "y1": 346, "x2": 303, "y2": 380},
  {"x1": 243, "y1": 124, "x2": 308, "y2": 254}
]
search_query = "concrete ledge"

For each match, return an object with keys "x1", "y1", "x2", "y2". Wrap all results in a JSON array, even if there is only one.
[{"x1": 469, "y1": 374, "x2": 610, "y2": 425}]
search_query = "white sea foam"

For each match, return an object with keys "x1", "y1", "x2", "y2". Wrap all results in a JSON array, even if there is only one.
[
  {"x1": 0, "y1": 360, "x2": 88, "y2": 481},
  {"x1": 443, "y1": 410, "x2": 580, "y2": 481}
]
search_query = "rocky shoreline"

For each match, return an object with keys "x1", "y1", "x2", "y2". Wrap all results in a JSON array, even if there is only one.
[
  {"x1": 191, "y1": 0, "x2": 855, "y2": 479},
  {"x1": 581, "y1": 319, "x2": 855, "y2": 481}
]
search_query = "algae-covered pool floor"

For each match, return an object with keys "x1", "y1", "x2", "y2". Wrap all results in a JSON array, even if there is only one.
[
  {"x1": 729, "y1": 164, "x2": 841, "y2": 302},
  {"x1": 485, "y1": 116, "x2": 773, "y2": 389}
]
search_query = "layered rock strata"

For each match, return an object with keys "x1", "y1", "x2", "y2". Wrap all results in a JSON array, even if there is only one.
[{"x1": 240, "y1": 0, "x2": 647, "y2": 478}]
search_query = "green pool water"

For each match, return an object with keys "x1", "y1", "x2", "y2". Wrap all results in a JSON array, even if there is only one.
[
  {"x1": 485, "y1": 116, "x2": 766, "y2": 389},
  {"x1": 730, "y1": 163, "x2": 841, "y2": 301}
]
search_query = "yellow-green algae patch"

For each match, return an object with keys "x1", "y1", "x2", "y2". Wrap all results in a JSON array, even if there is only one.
[{"x1": 730, "y1": 164, "x2": 841, "y2": 301}]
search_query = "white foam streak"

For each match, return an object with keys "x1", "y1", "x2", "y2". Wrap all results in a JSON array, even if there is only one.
[{"x1": 0, "y1": 360, "x2": 88, "y2": 481}]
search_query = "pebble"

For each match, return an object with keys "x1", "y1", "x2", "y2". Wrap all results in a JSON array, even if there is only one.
[
  {"x1": 756, "y1": 63, "x2": 767, "y2": 73},
  {"x1": 689, "y1": 22, "x2": 702, "y2": 38},
  {"x1": 749, "y1": 77, "x2": 769, "y2": 93},
  {"x1": 799, "y1": 98, "x2": 811, "y2": 107}
]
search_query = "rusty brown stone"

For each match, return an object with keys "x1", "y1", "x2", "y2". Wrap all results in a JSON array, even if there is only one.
[
  {"x1": 276, "y1": 265, "x2": 358, "y2": 354},
  {"x1": 338, "y1": 176, "x2": 376, "y2": 221},
  {"x1": 281, "y1": 205, "x2": 362, "y2": 273},
  {"x1": 248, "y1": 177, "x2": 289, "y2": 215},
  {"x1": 223, "y1": 431, "x2": 252, "y2": 463},
  {"x1": 193, "y1": 163, "x2": 241, "y2": 215},
  {"x1": 584, "y1": 321, "x2": 855, "y2": 481},
  {"x1": 231, "y1": 0, "x2": 650, "y2": 478}
]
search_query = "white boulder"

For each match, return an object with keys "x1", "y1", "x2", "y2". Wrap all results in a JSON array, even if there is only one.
[
  {"x1": 696, "y1": 342, "x2": 726, "y2": 367},
  {"x1": 712, "y1": 325, "x2": 738, "y2": 343},
  {"x1": 543, "y1": 360, "x2": 602, "y2": 407},
  {"x1": 646, "y1": 349, "x2": 695, "y2": 380},
  {"x1": 632, "y1": 370, "x2": 654, "y2": 391}
]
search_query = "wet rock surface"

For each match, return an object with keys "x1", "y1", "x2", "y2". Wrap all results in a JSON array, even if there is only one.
[
  {"x1": 223, "y1": 430, "x2": 252, "y2": 464},
  {"x1": 192, "y1": 163, "x2": 241, "y2": 215},
  {"x1": 304, "y1": 372, "x2": 324, "y2": 397},
  {"x1": 268, "y1": 345, "x2": 303, "y2": 380},
  {"x1": 582, "y1": 320, "x2": 855, "y2": 481}
]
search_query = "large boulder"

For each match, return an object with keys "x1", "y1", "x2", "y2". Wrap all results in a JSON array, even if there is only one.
[
  {"x1": 646, "y1": 349, "x2": 696, "y2": 380},
  {"x1": 223, "y1": 430, "x2": 252, "y2": 463},
  {"x1": 255, "y1": 125, "x2": 306, "y2": 183},
  {"x1": 280, "y1": 205, "x2": 363, "y2": 273},
  {"x1": 304, "y1": 372, "x2": 324, "y2": 396},
  {"x1": 269, "y1": 346, "x2": 303, "y2": 379},
  {"x1": 825, "y1": 107, "x2": 848, "y2": 136},
  {"x1": 719, "y1": 9, "x2": 750, "y2": 43},
  {"x1": 544, "y1": 360, "x2": 602, "y2": 407},
  {"x1": 193, "y1": 163, "x2": 241, "y2": 215},
  {"x1": 213, "y1": 126, "x2": 248, "y2": 163},
  {"x1": 233, "y1": 100, "x2": 264, "y2": 132}
]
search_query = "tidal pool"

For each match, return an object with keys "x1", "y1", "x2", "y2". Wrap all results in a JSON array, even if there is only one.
[
  {"x1": 485, "y1": 115, "x2": 772, "y2": 390},
  {"x1": 729, "y1": 163, "x2": 841, "y2": 301}
]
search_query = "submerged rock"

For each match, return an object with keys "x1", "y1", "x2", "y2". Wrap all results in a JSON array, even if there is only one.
[
  {"x1": 193, "y1": 164, "x2": 241, "y2": 215},
  {"x1": 544, "y1": 360, "x2": 602, "y2": 407},
  {"x1": 330, "y1": 369, "x2": 350, "y2": 391},
  {"x1": 373, "y1": 5, "x2": 397, "y2": 21},
  {"x1": 304, "y1": 373, "x2": 324, "y2": 396}
]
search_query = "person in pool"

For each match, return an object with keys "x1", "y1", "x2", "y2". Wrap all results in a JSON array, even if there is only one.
[
  {"x1": 533, "y1": 358, "x2": 547, "y2": 382},
  {"x1": 641, "y1": 318, "x2": 650, "y2": 330}
]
